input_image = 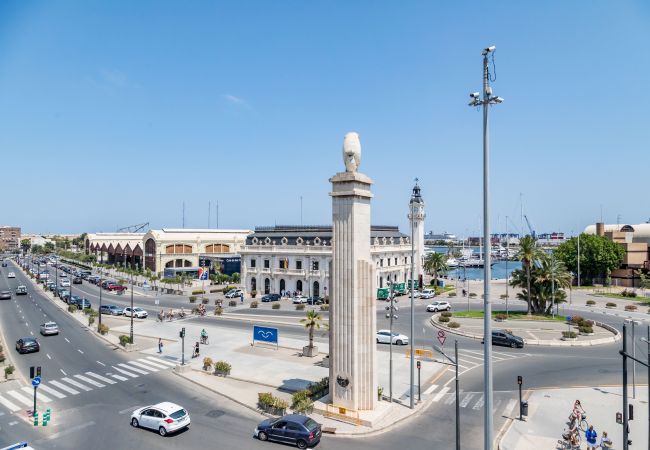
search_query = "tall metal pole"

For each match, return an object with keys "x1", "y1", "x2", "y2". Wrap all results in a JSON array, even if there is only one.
[
  {"x1": 455, "y1": 340, "x2": 460, "y2": 450},
  {"x1": 577, "y1": 234, "x2": 581, "y2": 287},
  {"x1": 505, "y1": 216, "x2": 509, "y2": 316},
  {"x1": 389, "y1": 282, "x2": 394, "y2": 403},
  {"x1": 632, "y1": 321, "x2": 636, "y2": 399},
  {"x1": 410, "y1": 206, "x2": 415, "y2": 410},
  {"x1": 98, "y1": 270, "x2": 103, "y2": 328},
  {"x1": 622, "y1": 324, "x2": 629, "y2": 450},
  {"x1": 481, "y1": 48, "x2": 494, "y2": 450},
  {"x1": 130, "y1": 274, "x2": 134, "y2": 344}
]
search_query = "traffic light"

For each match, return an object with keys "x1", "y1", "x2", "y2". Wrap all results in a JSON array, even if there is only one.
[
  {"x1": 30, "y1": 366, "x2": 34, "y2": 379},
  {"x1": 629, "y1": 404, "x2": 634, "y2": 421},
  {"x1": 36, "y1": 366, "x2": 41, "y2": 377},
  {"x1": 517, "y1": 375, "x2": 523, "y2": 385},
  {"x1": 180, "y1": 328, "x2": 185, "y2": 338}
]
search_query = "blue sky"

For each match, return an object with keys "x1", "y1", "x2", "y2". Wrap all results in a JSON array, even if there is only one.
[{"x1": 1, "y1": 1, "x2": 648, "y2": 236}]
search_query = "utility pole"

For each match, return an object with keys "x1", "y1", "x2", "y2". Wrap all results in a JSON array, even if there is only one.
[
  {"x1": 577, "y1": 233, "x2": 581, "y2": 287},
  {"x1": 505, "y1": 215, "x2": 509, "y2": 316},
  {"x1": 468, "y1": 44, "x2": 503, "y2": 450},
  {"x1": 433, "y1": 341, "x2": 460, "y2": 450},
  {"x1": 386, "y1": 282, "x2": 397, "y2": 402},
  {"x1": 409, "y1": 194, "x2": 415, "y2": 410},
  {"x1": 130, "y1": 273, "x2": 134, "y2": 344}
]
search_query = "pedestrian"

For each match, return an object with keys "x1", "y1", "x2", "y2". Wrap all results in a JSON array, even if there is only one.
[
  {"x1": 240, "y1": 293, "x2": 244, "y2": 304},
  {"x1": 158, "y1": 338, "x2": 163, "y2": 354},
  {"x1": 585, "y1": 425, "x2": 597, "y2": 450},
  {"x1": 599, "y1": 431, "x2": 612, "y2": 449},
  {"x1": 192, "y1": 341, "x2": 200, "y2": 358}
]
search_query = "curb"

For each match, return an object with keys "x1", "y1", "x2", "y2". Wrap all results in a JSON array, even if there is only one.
[
  {"x1": 495, "y1": 389, "x2": 532, "y2": 450},
  {"x1": 428, "y1": 316, "x2": 620, "y2": 347}
]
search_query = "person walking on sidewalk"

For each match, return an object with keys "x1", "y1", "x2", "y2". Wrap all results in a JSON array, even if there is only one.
[
  {"x1": 158, "y1": 338, "x2": 163, "y2": 354},
  {"x1": 599, "y1": 431, "x2": 613, "y2": 449},
  {"x1": 240, "y1": 293, "x2": 244, "y2": 304},
  {"x1": 585, "y1": 425, "x2": 597, "y2": 450}
]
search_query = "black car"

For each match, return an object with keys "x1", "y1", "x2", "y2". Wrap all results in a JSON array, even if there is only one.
[
  {"x1": 482, "y1": 329, "x2": 525, "y2": 348},
  {"x1": 16, "y1": 337, "x2": 40, "y2": 354},
  {"x1": 255, "y1": 414, "x2": 322, "y2": 449},
  {"x1": 76, "y1": 298, "x2": 91, "y2": 310},
  {"x1": 0, "y1": 291, "x2": 11, "y2": 300},
  {"x1": 306, "y1": 296, "x2": 324, "y2": 305},
  {"x1": 261, "y1": 293, "x2": 281, "y2": 302},
  {"x1": 73, "y1": 277, "x2": 82, "y2": 284}
]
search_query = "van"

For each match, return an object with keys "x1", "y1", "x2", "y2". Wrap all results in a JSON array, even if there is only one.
[{"x1": 420, "y1": 288, "x2": 435, "y2": 299}]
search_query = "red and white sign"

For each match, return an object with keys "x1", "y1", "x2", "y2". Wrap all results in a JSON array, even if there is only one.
[{"x1": 437, "y1": 330, "x2": 446, "y2": 346}]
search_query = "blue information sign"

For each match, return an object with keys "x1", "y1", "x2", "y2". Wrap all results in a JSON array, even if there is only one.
[
  {"x1": 32, "y1": 376, "x2": 41, "y2": 387},
  {"x1": 565, "y1": 316, "x2": 572, "y2": 322},
  {"x1": 253, "y1": 326, "x2": 278, "y2": 345}
]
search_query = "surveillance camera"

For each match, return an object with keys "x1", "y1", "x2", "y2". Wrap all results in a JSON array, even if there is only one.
[
  {"x1": 483, "y1": 45, "x2": 496, "y2": 54},
  {"x1": 486, "y1": 87, "x2": 492, "y2": 96},
  {"x1": 493, "y1": 96, "x2": 504, "y2": 103},
  {"x1": 470, "y1": 92, "x2": 480, "y2": 98}
]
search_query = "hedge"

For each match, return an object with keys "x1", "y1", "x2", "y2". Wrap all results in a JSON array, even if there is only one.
[
  {"x1": 448, "y1": 321, "x2": 460, "y2": 328},
  {"x1": 250, "y1": 301, "x2": 258, "y2": 308},
  {"x1": 439, "y1": 316, "x2": 450, "y2": 323},
  {"x1": 192, "y1": 289, "x2": 205, "y2": 295},
  {"x1": 272, "y1": 303, "x2": 281, "y2": 309}
]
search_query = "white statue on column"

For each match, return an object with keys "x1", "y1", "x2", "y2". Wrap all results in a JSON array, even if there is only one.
[{"x1": 343, "y1": 132, "x2": 361, "y2": 173}]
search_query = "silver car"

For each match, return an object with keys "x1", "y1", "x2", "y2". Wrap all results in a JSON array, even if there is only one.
[
  {"x1": 131, "y1": 402, "x2": 190, "y2": 436},
  {"x1": 40, "y1": 322, "x2": 59, "y2": 336}
]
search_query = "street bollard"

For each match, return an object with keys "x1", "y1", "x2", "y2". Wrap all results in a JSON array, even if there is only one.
[{"x1": 33, "y1": 412, "x2": 38, "y2": 426}]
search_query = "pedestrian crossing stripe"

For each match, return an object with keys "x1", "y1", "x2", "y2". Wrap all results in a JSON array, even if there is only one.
[
  {"x1": 20, "y1": 386, "x2": 52, "y2": 403},
  {"x1": 38, "y1": 384, "x2": 66, "y2": 399},
  {"x1": 112, "y1": 365, "x2": 139, "y2": 378},
  {"x1": 432, "y1": 386, "x2": 450, "y2": 402},
  {"x1": 49, "y1": 380, "x2": 80, "y2": 395},
  {"x1": 145, "y1": 357, "x2": 176, "y2": 367},
  {"x1": 85, "y1": 372, "x2": 116, "y2": 385},
  {"x1": 0, "y1": 394, "x2": 20, "y2": 412},
  {"x1": 61, "y1": 377, "x2": 93, "y2": 392},
  {"x1": 136, "y1": 358, "x2": 167, "y2": 369},
  {"x1": 126, "y1": 360, "x2": 159, "y2": 372},
  {"x1": 117, "y1": 363, "x2": 148, "y2": 375},
  {"x1": 110, "y1": 374, "x2": 128, "y2": 382},
  {"x1": 6, "y1": 390, "x2": 32, "y2": 406},
  {"x1": 74, "y1": 374, "x2": 105, "y2": 388}
]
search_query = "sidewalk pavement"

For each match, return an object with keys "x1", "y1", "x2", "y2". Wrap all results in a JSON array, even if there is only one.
[{"x1": 498, "y1": 386, "x2": 648, "y2": 449}]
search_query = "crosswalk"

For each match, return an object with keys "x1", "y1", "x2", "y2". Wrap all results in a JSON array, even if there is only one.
[
  {"x1": 0, "y1": 357, "x2": 176, "y2": 413},
  {"x1": 423, "y1": 383, "x2": 517, "y2": 415}
]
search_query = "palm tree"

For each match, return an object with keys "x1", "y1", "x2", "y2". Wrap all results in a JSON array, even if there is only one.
[
  {"x1": 535, "y1": 254, "x2": 572, "y2": 314},
  {"x1": 516, "y1": 235, "x2": 543, "y2": 315},
  {"x1": 300, "y1": 310, "x2": 322, "y2": 352},
  {"x1": 423, "y1": 252, "x2": 448, "y2": 286}
]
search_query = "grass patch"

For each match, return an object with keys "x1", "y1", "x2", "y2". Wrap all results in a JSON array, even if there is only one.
[{"x1": 450, "y1": 310, "x2": 565, "y2": 321}]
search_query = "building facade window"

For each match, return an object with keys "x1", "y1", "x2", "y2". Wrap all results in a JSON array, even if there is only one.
[
  {"x1": 264, "y1": 278, "x2": 270, "y2": 294},
  {"x1": 394, "y1": 257, "x2": 398, "y2": 265},
  {"x1": 312, "y1": 261, "x2": 319, "y2": 271},
  {"x1": 296, "y1": 260, "x2": 303, "y2": 270},
  {"x1": 296, "y1": 280, "x2": 303, "y2": 293},
  {"x1": 205, "y1": 244, "x2": 230, "y2": 253},
  {"x1": 165, "y1": 244, "x2": 192, "y2": 254},
  {"x1": 250, "y1": 259, "x2": 256, "y2": 268},
  {"x1": 380, "y1": 259, "x2": 384, "y2": 267},
  {"x1": 387, "y1": 258, "x2": 391, "y2": 266},
  {"x1": 279, "y1": 258, "x2": 289, "y2": 269},
  {"x1": 313, "y1": 281, "x2": 320, "y2": 297},
  {"x1": 251, "y1": 277, "x2": 256, "y2": 291},
  {"x1": 264, "y1": 259, "x2": 270, "y2": 269}
]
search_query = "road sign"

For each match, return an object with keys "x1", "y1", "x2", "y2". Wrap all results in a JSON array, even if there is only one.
[
  {"x1": 31, "y1": 376, "x2": 41, "y2": 387},
  {"x1": 253, "y1": 325, "x2": 279, "y2": 346},
  {"x1": 566, "y1": 316, "x2": 572, "y2": 322},
  {"x1": 437, "y1": 330, "x2": 446, "y2": 346},
  {"x1": 198, "y1": 267, "x2": 209, "y2": 281}
]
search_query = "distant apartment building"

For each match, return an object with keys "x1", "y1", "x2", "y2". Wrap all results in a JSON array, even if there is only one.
[
  {"x1": 0, "y1": 226, "x2": 21, "y2": 252},
  {"x1": 584, "y1": 222, "x2": 650, "y2": 287}
]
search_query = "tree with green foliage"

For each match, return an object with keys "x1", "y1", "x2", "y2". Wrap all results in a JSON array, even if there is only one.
[
  {"x1": 20, "y1": 239, "x2": 31, "y2": 253},
  {"x1": 636, "y1": 270, "x2": 650, "y2": 291},
  {"x1": 555, "y1": 233, "x2": 625, "y2": 286},
  {"x1": 510, "y1": 253, "x2": 572, "y2": 314},
  {"x1": 230, "y1": 272, "x2": 240, "y2": 283},
  {"x1": 300, "y1": 309, "x2": 322, "y2": 352},
  {"x1": 423, "y1": 252, "x2": 448, "y2": 286},
  {"x1": 43, "y1": 242, "x2": 55, "y2": 253},
  {"x1": 515, "y1": 235, "x2": 544, "y2": 314}
]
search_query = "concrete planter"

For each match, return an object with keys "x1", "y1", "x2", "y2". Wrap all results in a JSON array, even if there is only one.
[
  {"x1": 561, "y1": 337, "x2": 578, "y2": 341},
  {"x1": 303, "y1": 345, "x2": 318, "y2": 357},
  {"x1": 579, "y1": 332, "x2": 595, "y2": 336},
  {"x1": 214, "y1": 369, "x2": 230, "y2": 377}
]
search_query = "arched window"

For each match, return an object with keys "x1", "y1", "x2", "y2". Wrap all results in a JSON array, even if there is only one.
[
  {"x1": 313, "y1": 281, "x2": 320, "y2": 298},
  {"x1": 183, "y1": 259, "x2": 192, "y2": 267},
  {"x1": 280, "y1": 279, "x2": 286, "y2": 293},
  {"x1": 379, "y1": 276, "x2": 383, "y2": 288},
  {"x1": 205, "y1": 244, "x2": 231, "y2": 253},
  {"x1": 296, "y1": 280, "x2": 303, "y2": 293},
  {"x1": 251, "y1": 277, "x2": 256, "y2": 292},
  {"x1": 264, "y1": 278, "x2": 270, "y2": 294},
  {"x1": 166, "y1": 244, "x2": 193, "y2": 254}
]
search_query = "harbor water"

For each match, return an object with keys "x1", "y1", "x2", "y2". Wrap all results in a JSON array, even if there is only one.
[{"x1": 428, "y1": 246, "x2": 522, "y2": 281}]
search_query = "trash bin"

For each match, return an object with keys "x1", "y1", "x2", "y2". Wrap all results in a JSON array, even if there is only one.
[{"x1": 521, "y1": 400, "x2": 528, "y2": 416}]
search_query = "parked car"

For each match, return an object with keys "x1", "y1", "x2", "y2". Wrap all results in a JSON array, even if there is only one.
[
  {"x1": 60, "y1": 279, "x2": 71, "y2": 287},
  {"x1": 106, "y1": 283, "x2": 127, "y2": 292},
  {"x1": 75, "y1": 298, "x2": 91, "y2": 310},
  {"x1": 409, "y1": 290, "x2": 422, "y2": 298},
  {"x1": 16, "y1": 337, "x2": 40, "y2": 354},
  {"x1": 376, "y1": 330, "x2": 409, "y2": 345},
  {"x1": 261, "y1": 294, "x2": 281, "y2": 302},
  {"x1": 225, "y1": 289, "x2": 243, "y2": 299},
  {"x1": 482, "y1": 330, "x2": 525, "y2": 348},
  {"x1": 124, "y1": 307, "x2": 148, "y2": 318},
  {"x1": 130, "y1": 402, "x2": 190, "y2": 436},
  {"x1": 57, "y1": 287, "x2": 69, "y2": 298},
  {"x1": 254, "y1": 414, "x2": 322, "y2": 449},
  {"x1": 292, "y1": 295, "x2": 309, "y2": 304},
  {"x1": 0, "y1": 291, "x2": 11, "y2": 300},
  {"x1": 87, "y1": 275, "x2": 100, "y2": 284},
  {"x1": 100, "y1": 305, "x2": 123, "y2": 315},
  {"x1": 40, "y1": 322, "x2": 59, "y2": 335},
  {"x1": 1, "y1": 261, "x2": 6, "y2": 267},
  {"x1": 7, "y1": 272, "x2": 15, "y2": 278},
  {"x1": 419, "y1": 288, "x2": 435, "y2": 299},
  {"x1": 426, "y1": 300, "x2": 451, "y2": 312},
  {"x1": 72, "y1": 277, "x2": 82, "y2": 284},
  {"x1": 15, "y1": 285, "x2": 27, "y2": 295},
  {"x1": 306, "y1": 296, "x2": 324, "y2": 305}
]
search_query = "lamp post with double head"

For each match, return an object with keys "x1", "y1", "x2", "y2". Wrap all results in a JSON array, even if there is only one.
[{"x1": 468, "y1": 44, "x2": 503, "y2": 450}]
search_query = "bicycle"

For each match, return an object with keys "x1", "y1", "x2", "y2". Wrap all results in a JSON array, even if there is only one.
[
  {"x1": 558, "y1": 427, "x2": 581, "y2": 449},
  {"x1": 200, "y1": 336, "x2": 209, "y2": 345}
]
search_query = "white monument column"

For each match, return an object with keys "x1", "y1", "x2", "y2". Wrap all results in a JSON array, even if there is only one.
[
  {"x1": 408, "y1": 180, "x2": 426, "y2": 284},
  {"x1": 329, "y1": 132, "x2": 377, "y2": 411}
]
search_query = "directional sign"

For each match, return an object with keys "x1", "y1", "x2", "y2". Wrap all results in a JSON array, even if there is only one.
[
  {"x1": 32, "y1": 376, "x2": 41, "y2": 387},
  {"x1": 565, "y1": 316, "x2": 572, "y2": 322},
  {"x1": 437, "y1": 330, "x2": 446, "y2": 346}
]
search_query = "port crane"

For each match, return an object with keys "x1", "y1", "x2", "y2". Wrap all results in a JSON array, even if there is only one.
[{"x1": 523, "y1": 215, "x2": 535, "y2": 239}]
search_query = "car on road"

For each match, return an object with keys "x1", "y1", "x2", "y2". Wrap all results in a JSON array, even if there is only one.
[
  {"x1": 261, "y1": 293, "x2": 281, "y2": 302},
  {"x1": 7, "y1": 272, "x2": 15, "y2": 278},
  {"x1": 482, "y1": 330, "x2": 525, "y2": 348},
  {"x1": 16, "y1": 285, "x2": 27, "y2": 295},
  {"x1": 376, "y1": 329, "x2": 409, "y2": 345},
  {"x1": 57, "y1": 287, "x2": 69, "y2": 298},
  {"x1": 1, "y1": 261, "x2": 6, "y2": 267},
  {"x1": 124, "y1": 307, "x2": 148, "y2": 318},
  {"x1": 254, "y1": 414, "x2": 322, "y2": 449},
  {"x1": 306, "y1": 296, "x2": 324, "y2": 305},
  {"x1": 87, "y1": 275, "x2": 100, "y2": 284},
  {"x1": 59, "y1": 272, "x2": 68, "y2": 278},
  {"x1": 292, "y1": 295, "x2": 309, "y2": 304},
  {"x1": 106, "y1": 283, "x2": 127, "y2": 292},
  {"x1": 15, "y1": 337, "x2": 40, "y2": 354},
  {"x1": 72, "y1": 277, "x2": 82, "y2": 284},
  {"x1": 0, "y1": 291, "x2": 11, "y2": 300},
  {"x1": 40, "y1": 322, "x2": 59, "y2": 335},
  {"x1": 130, "y1": 402, "x2": 190, "y2": 436},
  {"x1": 426, "y1": 300, "x2": 451, "y2": 312},
  {"x1": 100, "y1": 304, "x2": 123, "y2": 315},
  {"x1": 67, "y1": 294, "x2": 81, "y2": 305},
  {"x1": 419, "y1": 288, "x2": 435, "y2": 299},
  {"x1": 408, "y1": 290, "x2": 422, "y2": 298},
  {"x1": 225, "y1": 289, "x2": 243, "y2": 299},
  {"x1": 60, "y1": 279, "x2": 71, "y2": 287},
  {"x1": 75, "y1": 298, "x2": 91, "y2": 310}
]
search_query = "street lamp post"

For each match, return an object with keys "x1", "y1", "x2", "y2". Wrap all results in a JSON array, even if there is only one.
[
  {"x1": 409, "y1": 191, "x2": 415, "y2": 410},
  {"x1": 625, "y1": 319, "x2": 640, "y2": 399},
  {"x1": 468, "y1": 44, "x2": 503, "y2": 450},
  {"x1": 386, "y1": 282, "x2": 397, "y2": 403},
  {"x1": 130, "y1": 273, "x2": 134, "y2": 344},
  {"x1": 577, "y1": 233, "x2": 581, "y2": 287}
]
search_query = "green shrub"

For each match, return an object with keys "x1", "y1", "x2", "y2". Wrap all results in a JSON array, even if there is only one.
[
  {"x1": 83, "y1": 307, "x2": 93, "y2": 316},
  {"x1": 570, "y1": 315, "x2": 583, "y2": 325},
  {"x1": 192, "y1": 289, "x2": 205, "y2": 295},
  {"x1": 469, "y1": 292, "x2": 477, "y2": 298},
  {"x1": 320, "y1": 304, "x2": 329, "y2": 311},
  {"x1": 499, "y1": 294, "x2": 508, "y2": 299},
  {"x1": 562, "y1": 331, "x2": 577, "y2": 339},
  {"x1": 448, "y1": 321, "x2": 460, "y2": 329},
  {"x1": 582, "y1": 319, "x2": 594, "y2": 327},
  {"x1": 97, "y1": 323, "x2": 109, "y2": 335},
  {"x1": 67, "y1": 305, "x2": 77, "y2": 313},
  {"x1": 438, "y1": 316, "x2": 450, "y2": 323},
  {"x1": 229, "y1": 300, "x2": 237, "y2": 307},
  {"x1": 441, "y1": 311, "x2": 452, "y2": 318},
  {"x1": 258, "y1": 392, "x2": 275, "y2": 407},
  {"x1": 579, "y1": 326, "x2": 594, "y2": 334},
  {"x1": 119, "y1": 335, "x2": 131, "y2": 346},
  {"x1": 210, "y1": 288, "x2": 219, "y2": 293},
  {"x1": 622, "y1": 289, "x2": 637, "y2": 298},
  {"x1": 606, "y1": 302, "x2": 617, "y2": 308},
  {"x1": 4, "y1": 365, "x2": 15, "y2": 379},
  {"x1": 625, "y1": 305, "x2": 637, "y2": 311},
  {"x1": 214, "y1": 360, "x2": 231, "y2": 372},
  {"x1": 293, "y1": 398, "x2": 314, "y2": 413},
  {"x1": 292, "y1": 390, "x2": 310, "y2": 408},
  {"x1": 189, "y1": 296, "x2": 197, "y2": 303},
  {"x1": 586, "y1": 300, "x2": 596, "y2": 305},
  {"x1": 202, "y1": 357, "x2": 213, "y2": 369},
  {"x1": 495, "y1": 313, "x2": 507, "y2": 320},
  {"x1": 250, "y1": 290, "x2": 257, "y2": 298},
  {"x1": 88, "y1": 316, "x2": 95, "y2": 326},
  {"x1": 273, "y1": 397, "x2": 289, "y2": 410},
  {"x1": 295, "y1": 304, "x2": 306, "y2": 311},
  {"x1": 250, "y1": 301, "x2": 258, "y2": 308},
  {"x1": 448, "y1": 292, "x2": 457, "y2": 297},
  {"x1": 272, "y1": 303, "x2": 281, "y2": 309}
]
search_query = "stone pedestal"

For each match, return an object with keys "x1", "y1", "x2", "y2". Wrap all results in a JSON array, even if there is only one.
[{"x1": 329, "y1": 168, "x2": 377, "y2": 411}]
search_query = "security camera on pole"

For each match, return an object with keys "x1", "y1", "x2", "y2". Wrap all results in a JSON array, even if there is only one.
[{"x1": 468, "y1": 44, "x2": 503, "y2": 450}]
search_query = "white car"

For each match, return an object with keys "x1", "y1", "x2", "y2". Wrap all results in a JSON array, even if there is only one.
[
  {"x1": 376, "y1": 329, "x2": 409, "y2": 345},
  {"x1": 60, "y1": 279, "x2": 70, "y2": 287},
  {"x1": 123, "y1": 307, "x2": 148, "y2": 319},
  {"x1": 225, "y1": 289, "x2": 243, "y2": 299},
  {"x1": 409, "y1": 290, "x2": 421, "y2": 298},
  {"x1": 426, "y1": 300, "x2": 451, "y2": 312},
  {"x1": 7, "y1": 272, "x2": 15, "y2": 278},
  {"x1": 292, "y1": 295, "x2": 309, "y2": 304},
  {"x1": 420, "y1": 288, "x2": 435, "y2": 299},
  {"x1": 130, "y1": 402, "x2": 190, "y2": 436}
]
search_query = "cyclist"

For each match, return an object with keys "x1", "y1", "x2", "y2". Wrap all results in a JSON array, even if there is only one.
[{"x1": 200, "y1": 329, "x2": 208, "y2": 344}]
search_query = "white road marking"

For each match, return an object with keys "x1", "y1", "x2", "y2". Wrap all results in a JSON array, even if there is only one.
[
  {"x1": 38, "y1": 384, "x2": 66, "y2": 399},
  {"x1": 64, "y1": 338, "x2": 70, "y2": 343},
  {"x1": 61, "y1": 377, "x2": 93, "y2": 392},
  {"x1": 492, "y1": 351, "x2": 518, "y2": 359},
  {"x1": 502, "y1": 399, "x2": 517, "y2": 417},
  {"x1": 109, "y1": 373, "x2": 128, "y2": 381},
  {"x1": 113, "y1": 365, "x2": 139, "y2": 378},
  {"x1": 135, "y1": 358, "x2": 168, "y2": 369},
  {"x1": 432, "y1": 387, "x2": 450, "y2": 402},
  {"x1": 20, "y1": 386, "x2": 52, "y2": 402},
  {"x1": 46, "y1": 421, "x2": 96, "y2": 440},
  {"x1": 46, "y1": 353, "x2": 51, "y2": 359},
  {"x1": 30, "y1": 331, "x2": 34, "y2": 336},
  {"x1": 8, "y1": 421, "x2": 18, "y2": 426},
  {"x1": 127, "y1": 360, "x2": 160, "y2": 372},
  {"x1": 96, "y1": 361, "x2": 106, "y2": 367},
  {"x1": 85, "y1": 372, "x2": 116, "y2": 385},
  {"x1": 77, "y1": 349, "x2": 84, "y2": 354},
  {"x1": 24, "y1": 322, "x2": 28, "y2": 327},
  {"x1": 457, "y1": 352, "x2": 484, "y2": 362},
  {"x1": 119, "y1": 406, "x2": 141, "y2": 415},
  {"x1": 472, "y1": 394, "x2": 485, "y2": 410},
  {"x1": 118, "y1": 362, "x2": 150, "y2": 374},
  {"x1": 49, "y1": 380, "x2": 80, "y2": 395},
  {"x1": 460, "y1": 393, "x2": 476, "y2": 408},
  {"x1": 7, "y1": 390, "x2": 33, "y2": 406},
  {"x1": 444, "y1": 392, "x2": 456, "y2": 405},
  {"x1": 0, "y1": 394, "x2": 20, "y2": 412},
  {"x1": 423, "y1": 384, "x2": 438, "y2": 396},
  {"x1": 60, "y1": 369, "x2": 67, "y2": 376},
  {"x1": 145, "y1": 356, "x2": 176, "y2": 367},
  {"x1": 74, "y1": 374, "x2": 104, "y2": 388}
]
